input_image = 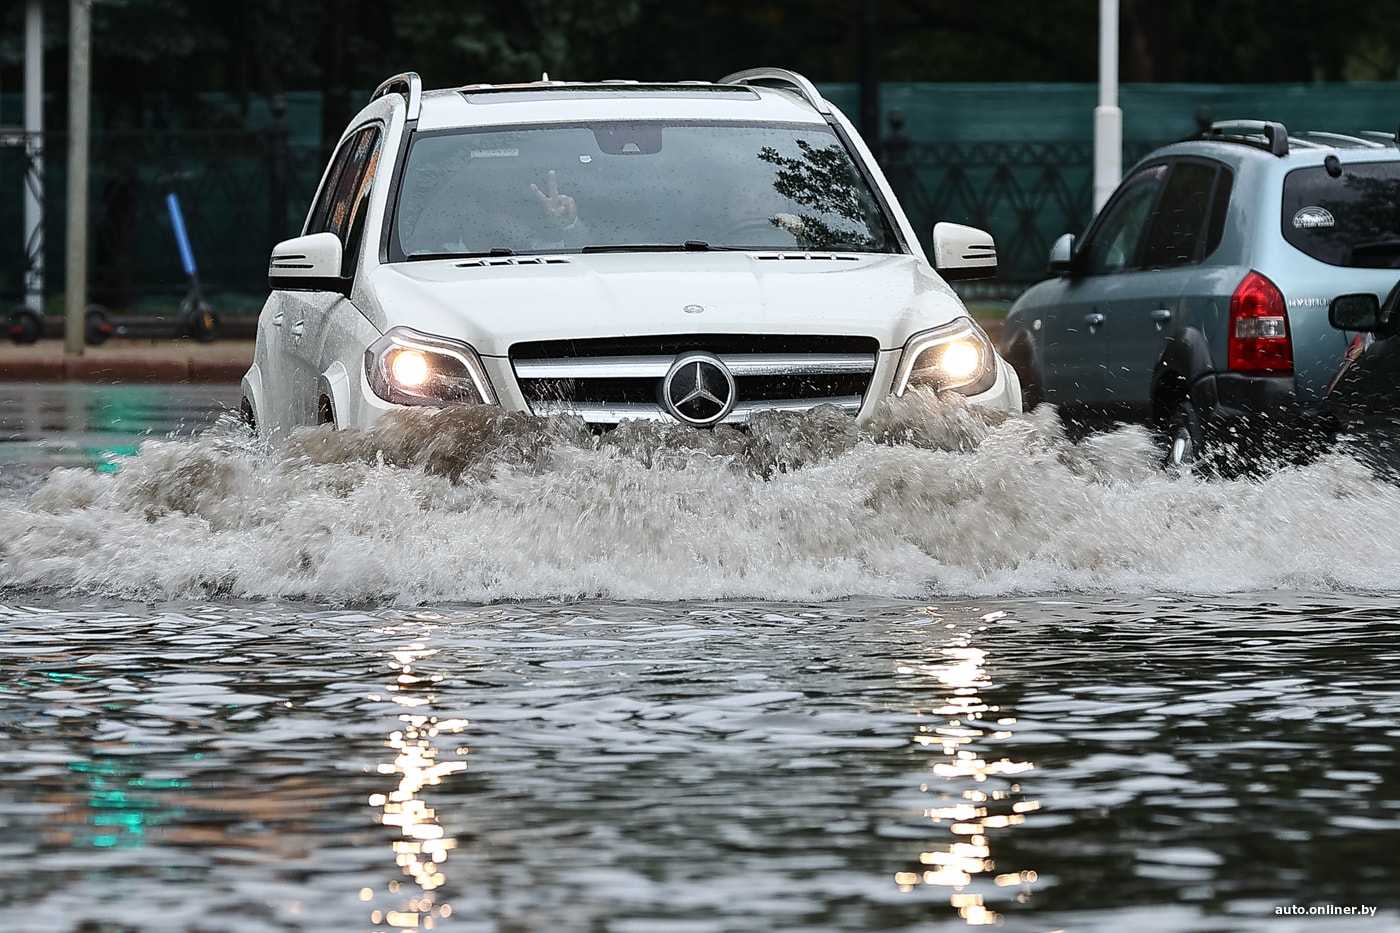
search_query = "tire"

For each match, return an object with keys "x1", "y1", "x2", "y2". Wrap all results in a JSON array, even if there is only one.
[
  {"x1": 239, "y1": 396, "x2": 257, "y2": 432},
  {"x1": 1163, "y1": 398, "x2": 1202, "y2": 474},
  {"x1": 1016, "y1": 359, "x2": 1044, "y2": 413},
  {"x1": 1004, "y1": 339, "x2": 1043, "y2": 411},
  {"x1": 8, "y1": 307, "x2": 41, "y2": 344},
  {"x1": 84, "y1": 305, "x2": 111, "y2": 345},
  {"x1": 185, "y1": 300, "x2": 220, "y2": 342}
]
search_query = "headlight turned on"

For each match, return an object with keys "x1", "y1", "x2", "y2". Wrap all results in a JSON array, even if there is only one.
[
  {"x1": 365, "y1": 327, "x2": 497, "y2": 407},
  {"x1": 892, "y1": 317, "x2": 998, "y2": 397}
]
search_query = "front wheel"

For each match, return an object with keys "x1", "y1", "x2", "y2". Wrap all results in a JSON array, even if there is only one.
[
  {"x1": 182, "y1": 297, "x2": 220, "y2": 342},
  {"x1": 1004, "y1": 341, "x2": 1043, "y2": 411}
]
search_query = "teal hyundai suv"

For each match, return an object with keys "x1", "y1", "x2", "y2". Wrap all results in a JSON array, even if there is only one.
[{"x1": 999, "y1": 120, "x2": 1400, "y2": 471}]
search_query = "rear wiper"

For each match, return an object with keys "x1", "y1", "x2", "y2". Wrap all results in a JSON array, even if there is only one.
[
  {"x1": 1351, "y1": 239, "x2": 1400, "y2": 265},
  {"x1": 582, "y1": 241, "x2": 736, "y2": 253}
]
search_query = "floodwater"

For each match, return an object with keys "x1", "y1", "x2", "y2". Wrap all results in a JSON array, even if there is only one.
[{"x1": 1, "y1": 382, "x2": 1398, "y2": 932}]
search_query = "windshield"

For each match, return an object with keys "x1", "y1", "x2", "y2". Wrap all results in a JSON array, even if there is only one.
[{"x1": 390, "y1": 121, "x2": 897, "y2": 258}]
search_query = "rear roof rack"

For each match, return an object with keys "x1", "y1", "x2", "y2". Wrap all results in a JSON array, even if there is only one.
[
  {"x1": 1290, "y1": 130, "x2": 1391, "y2": 150},
  {"x1": 1357, "y1": 129, "x2": 1400, "y2": 147},
  {"x1": 371, "y1": 72, "x2": 422, "y2": 121},
  {"x1": 718, "y1": 68, "x2": 830, "y2": 115},
  {"x1": 1191, "y1": 121, "x2": 1400, "y2": 155},
  {"x1": 1194, "y1": 119, "x2": 1290, "y2": 156}
]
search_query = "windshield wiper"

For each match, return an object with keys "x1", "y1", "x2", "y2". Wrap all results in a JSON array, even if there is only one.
[
  {"x1": 582, "y1": 241, "x2": 737, "y2": 253},
  {"x1": 407, "y1": 247, "x2": 517, "y2": 261}
]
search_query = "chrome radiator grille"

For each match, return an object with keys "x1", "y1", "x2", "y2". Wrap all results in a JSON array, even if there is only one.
[{"x1": 510, "y1": 334, "x2": 880, "y2": 425}]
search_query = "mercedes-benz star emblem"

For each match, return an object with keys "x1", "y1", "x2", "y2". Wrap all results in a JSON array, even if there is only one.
[{"x1": 660, "y1": 351, "x2": 737, "y2": 426}]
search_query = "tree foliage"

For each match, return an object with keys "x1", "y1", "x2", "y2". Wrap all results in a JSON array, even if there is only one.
[{"x1": 7, "y1": 0, "x2": 1400, "y2": 132}]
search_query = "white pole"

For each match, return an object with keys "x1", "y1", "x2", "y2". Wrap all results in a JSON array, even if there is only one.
[
  {"x1": 24, "y1": 0, "x2": 45, "y2": 316},
  {"x1": 1093, "y1": 0, "x2": 1122, "y2": 213},
  {"x1": 64, "y1": 0, "x2": 91, "y2": 356}
]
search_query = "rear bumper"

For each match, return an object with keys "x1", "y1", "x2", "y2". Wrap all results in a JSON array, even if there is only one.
[{"x1": 1190, "y1": 371, "x2": 1331, "y2": 460}]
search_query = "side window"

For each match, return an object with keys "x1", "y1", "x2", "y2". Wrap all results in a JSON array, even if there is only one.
[
  {"x1": 1081, "y1": 164, "x2": 1169, "y2": 275},
  {"x1": 306, "y1": 126, "x2": 383, "y2": 242},
  {"x1": 1201, "y1": 166, "x2": 1234, "y2": 259},
  {"x1": 306, "y1": 140, "x2": 357, "y2": 235},
  {"x1": 1140, "y1": 161, "x2": 1223, "y2": 269}
]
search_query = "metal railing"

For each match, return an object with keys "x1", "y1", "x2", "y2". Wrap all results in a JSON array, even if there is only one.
[
  {"x1": 879, "y1": 117, "x2": 1158, "y2": 299},
  {"x1": 0, "y1": 107, "x2": 324, "y2": 314}
]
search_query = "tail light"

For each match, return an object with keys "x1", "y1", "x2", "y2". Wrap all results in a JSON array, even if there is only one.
[{"x1": 1228, "y1": 271, "x2": 1292, "y2": 372}]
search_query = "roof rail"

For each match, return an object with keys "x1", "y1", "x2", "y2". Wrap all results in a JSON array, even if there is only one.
[
  {"x1": 1196, "y1": 119, "x2": 1289, "y2": 156},
  {"x1": 1358, "y1": 129, "x2": 1400, "y2": 147},
  {"x1": 1292, "y1": 130, "x2": 1389, "y2": 150},
  {"x1": 717, "y1": 68, "x2": 829, "y2": 114},
  {"x1": 371, "y1": 72, "x2": 422, "y2": 121}
]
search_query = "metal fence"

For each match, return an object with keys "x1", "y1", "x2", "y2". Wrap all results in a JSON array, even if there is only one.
[
  {"x1": 10, "y1": 79, "x2": 1400, "y2": 314},
  {"x1": 1, "y1": 112, "x2": 326, "y2": 315},
  {"x1": 1, "y1": 116, "x2": 1148, "y2": 313},
  {"x1": 878, "y1": 126, "x2": 1158, "y2": 300}
]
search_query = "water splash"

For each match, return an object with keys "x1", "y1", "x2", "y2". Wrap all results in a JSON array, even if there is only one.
[{"x1": 3, "y1": 393, "x2": 1399, "y2": 604}]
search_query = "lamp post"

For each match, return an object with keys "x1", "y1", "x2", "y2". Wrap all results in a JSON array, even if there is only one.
[
  {"x1": 1093, "y1": 0, "x2": 1122, "y2": 213},
  {"x1": 64, "y1": 0, "x2": 91, "y2": 356},
  {"x1": 24, "y1": 0, "x2": 44, "y2": 319}
]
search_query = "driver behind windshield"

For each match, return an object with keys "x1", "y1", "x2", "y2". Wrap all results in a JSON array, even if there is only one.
[{"x1": 395, "y1": 122, "x2": 884, "y2": 257}]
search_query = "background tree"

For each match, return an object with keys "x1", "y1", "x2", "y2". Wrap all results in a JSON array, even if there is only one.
[{"x1": 10, "y1": 0, "x2": 1400, "y2": 129}]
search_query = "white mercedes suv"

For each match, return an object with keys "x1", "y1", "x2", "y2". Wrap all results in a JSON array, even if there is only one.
[{"x1": 240, "y1": 68, "x2": 1020, "y2": 435}]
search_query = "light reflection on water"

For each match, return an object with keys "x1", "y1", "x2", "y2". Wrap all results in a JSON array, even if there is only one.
[
  {"x1": 898, "y1": 611, "x2": 1040, "y2": 925},
  {"x1": 369, "y1": 638, "x2": 467, "y2": 930},
  {"x1": 0, "y1": 597, "x2": 1397, "y2": 932}
]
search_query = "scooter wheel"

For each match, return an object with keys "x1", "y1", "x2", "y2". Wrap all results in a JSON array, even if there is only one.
[
  {"x1": 85, "y1": 305, "x2": 112, "y2": 346},
  {"x1": 188, "y1": 305, "x2": 220, "y2": 343},
  {"x1": 8, "y1": 307, "x2": 42, "y2": 344}
]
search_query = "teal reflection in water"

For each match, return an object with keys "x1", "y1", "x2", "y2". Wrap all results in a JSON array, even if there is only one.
[
  {"x1": 67, "y1": 758, "x2": 187, "y2": 850},
  {"x1": 0, "y1": 381, "x2": 241, "y2": 475}
]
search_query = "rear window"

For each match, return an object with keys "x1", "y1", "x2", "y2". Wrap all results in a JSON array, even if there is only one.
[{"x1": 1281, "y1": 161, "x2": 1400, "y2": 267}]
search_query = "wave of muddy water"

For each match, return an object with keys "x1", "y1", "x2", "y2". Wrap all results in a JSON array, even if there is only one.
[{"x1": 4, "y1": 390, "x2": 1400, "y2": 603}]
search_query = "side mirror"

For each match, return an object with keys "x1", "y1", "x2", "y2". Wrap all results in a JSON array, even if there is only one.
[
  {"x1": 931, "y1": 222, "x2": 997, "y2": 281},
  {"x1": 1329, "y1": 293, "x2": 1383, "y2": 331},
  {"x1": 267, "y1": 232, "x2": 348, "y2": 293},
  {"x1": 1048, "y1": 233, "x2": 1076, "y2": 275}
]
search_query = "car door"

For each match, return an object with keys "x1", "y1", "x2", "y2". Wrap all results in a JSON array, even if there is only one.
[
  {"x1": 284, "y1": 125, "x2": 383, "y2": 424},
  {"x1": 1041, "y1": 163, "x2": 1170, "y2": 409},
  {"x1": 1100, "y1": 159, "x2": 1227, "y2": 413}
]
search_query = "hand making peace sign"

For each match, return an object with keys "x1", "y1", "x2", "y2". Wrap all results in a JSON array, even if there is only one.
[{"x1": 531, "y1": 170, "x2": 577, "y2": 227}]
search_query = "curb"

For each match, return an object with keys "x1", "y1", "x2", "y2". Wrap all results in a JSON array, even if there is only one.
[{"x1": 0, "y1": 356, "x2": 249, "y2": 383}]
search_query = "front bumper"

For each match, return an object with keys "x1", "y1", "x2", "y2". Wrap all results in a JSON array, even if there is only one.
[{"x1": 342, "y1": 347, "x2": 1022, "y2": 430}]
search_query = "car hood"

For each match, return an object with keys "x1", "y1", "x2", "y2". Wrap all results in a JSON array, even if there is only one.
[{"x1": 357, "y1": 252, "x2": 966, "y2": 357}]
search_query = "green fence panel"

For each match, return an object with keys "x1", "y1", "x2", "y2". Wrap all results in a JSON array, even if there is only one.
[{"x1": 5, "y1": 82, "x2": 1400, "y2": 310}]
